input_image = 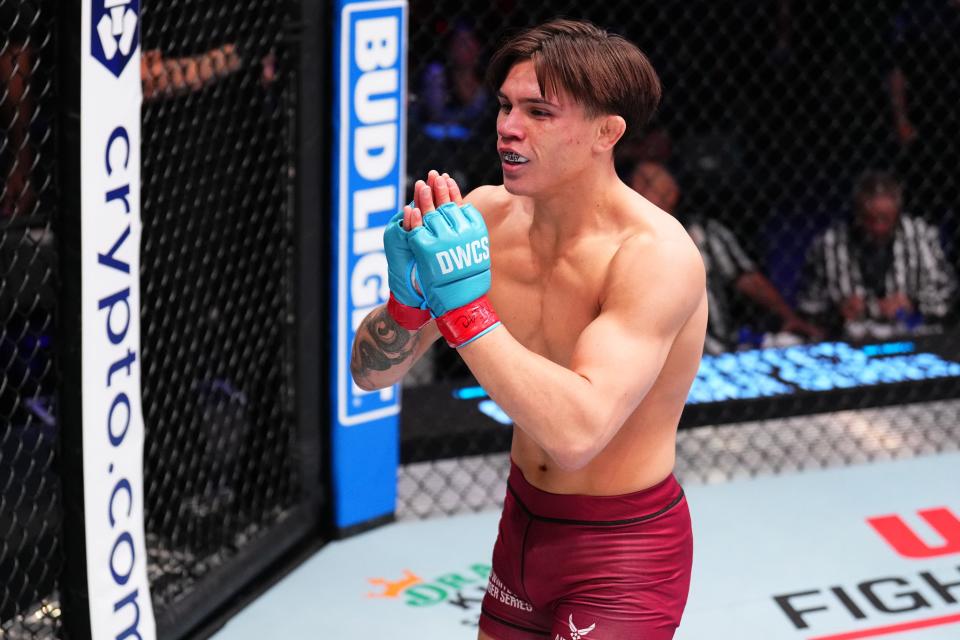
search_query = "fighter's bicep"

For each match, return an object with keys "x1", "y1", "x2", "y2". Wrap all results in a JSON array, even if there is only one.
[
  {"x1": 569, "y1": 241, "x2": 704, "y2": 411},
  {"x1": 570, "y1": 312, "x2": 672, "y2": 405}
]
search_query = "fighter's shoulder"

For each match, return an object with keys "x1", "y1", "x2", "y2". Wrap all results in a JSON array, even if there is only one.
[
  {"x1": 629, "y1": 197, "x2": 700, "y2": 261},
  {"x1": 627, "y1": 226, "x2": 701, "y2": 274},
  {"x1": 606, "y1": 211, "x2": 706, "y2": 303},
  {"x1": 463, "y1": 185, "x2": 518, "y2": 226}
]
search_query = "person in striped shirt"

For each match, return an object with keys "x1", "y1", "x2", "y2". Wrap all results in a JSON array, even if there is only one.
[
  {"x1": 629, "y1": 161, "x2": 823, "y2": 353},
  {"x1": 797, "y1": 170, "x2": 957, "y2": 341}
]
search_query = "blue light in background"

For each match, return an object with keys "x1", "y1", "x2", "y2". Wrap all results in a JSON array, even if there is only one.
[
  {"x1": 451, "y1": 342, "x2": 960, "y2": 414},
  {"x1": 453, "y1": 386, "x2": 488, "y2": 400},
  {"x1": 862, "y1": 342, "x2": 914, "y2": 356},
  {"x1": 478, "y1": 400, "x2": 513, "y2": 425},
  {"x1": 687, "y1": 342, "x2": 960, "y2": 404}
]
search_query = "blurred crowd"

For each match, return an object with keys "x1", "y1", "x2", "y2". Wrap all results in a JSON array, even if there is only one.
[
  {"x1": 625, "y1": 161, "x2": 956, "y2": 352},
  {"x1": 406, "y1": 0, "x2": 960, "y2": 363},
  {"x1": 2, "y1": 1, "x2": 960, "y2": 374},
  {"x1": 1, "y1": 2, "x2": 279, "y2": 424}
]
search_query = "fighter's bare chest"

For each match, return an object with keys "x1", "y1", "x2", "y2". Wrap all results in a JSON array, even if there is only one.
[{"x1": 487, "y1": 243, "x2": 606, "y2": 363}]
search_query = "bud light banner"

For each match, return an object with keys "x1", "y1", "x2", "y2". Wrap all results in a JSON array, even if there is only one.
[
  {"x1": 331, "y1": 0, "x2": 408, "y2": 529},
  {"x1": 81, "y1": 1, "x2": 156, "y2": 638}
]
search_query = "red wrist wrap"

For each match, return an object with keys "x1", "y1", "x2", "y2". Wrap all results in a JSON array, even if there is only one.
[
  {"x1": 387, "y1": 293, "x2": 431, "y2": 331},
  {"x1": 435, "y1": 295, "x2": 501, "y2": 348}
]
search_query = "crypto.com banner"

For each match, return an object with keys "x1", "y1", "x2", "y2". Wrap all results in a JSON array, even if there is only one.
[{"x1": 81, "y1": 1, "x2": 156, "y2": 638}]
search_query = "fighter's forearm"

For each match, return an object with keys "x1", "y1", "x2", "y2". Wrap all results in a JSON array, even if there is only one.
[
  {"x1": 350, "y1": 304, "x2": 435, "y2": 390},
  {"x1": 459, "y1": 329, "x2": 634, "y2": 471}
]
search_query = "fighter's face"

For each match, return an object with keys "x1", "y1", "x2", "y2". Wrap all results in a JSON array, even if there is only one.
[{"x1": 495, "y1": 60, "x2": 600, "y2": 197}]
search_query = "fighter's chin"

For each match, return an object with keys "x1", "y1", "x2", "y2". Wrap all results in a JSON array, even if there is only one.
[
  {"x1": 502, "y1": 181, "x2": 524, "y2": 196},
  {"x1": 501, "y1": 174, "x2": 536, "y2": 197}
]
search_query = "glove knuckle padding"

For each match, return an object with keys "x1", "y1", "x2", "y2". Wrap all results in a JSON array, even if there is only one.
[
  {"x1": 460, "y1": 203, "x2": 481, "y2": 225},
  {"x1": 437, "y1": 201, "x2": 457, "y2": 226},
  {"x1": 409, "y1": 203, "x2": 492, "y2": 316},
  {"x1": 440, "y1": 201, "x2": 470, "y2": 233},
  {"x1": 421, "y1": 209, "x2": 445, "y2": 236}
]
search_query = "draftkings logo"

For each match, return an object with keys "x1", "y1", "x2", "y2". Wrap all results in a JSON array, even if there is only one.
[
  {"x1": 773, "y1": 505, "x2": 960, "y2": 638},
  {"x1": 367, "y1": 563, "x2": 491, "y2": 628},
  {"x1": 91, "y1": 0, "x2": 140, "y2": 77}
]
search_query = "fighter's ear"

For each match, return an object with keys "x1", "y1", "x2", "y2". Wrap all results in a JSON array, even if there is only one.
[{"x1": 595, "y1": 114, "x2": 626, "y2": 152}]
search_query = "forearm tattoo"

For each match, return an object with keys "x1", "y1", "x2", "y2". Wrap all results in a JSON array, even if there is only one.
[{"x1": 351, "y1": 307, "x2": 420, "y2": 385}]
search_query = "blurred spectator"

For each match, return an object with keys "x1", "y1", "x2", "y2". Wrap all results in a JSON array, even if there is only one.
[
  {"x1": 797, "y1": 170, "x2": 957, "y2": 341},
  {"x1": 747, "y1": 1, "x2": 898, "y2": 217},
  {"x1": 409, "y1": 20, "x2": 497, "y2": 192},
  {"x1": 418, "y1": 21, "x2": 488, "y2": 131},
  {"x1": 887, "y1": 0, "x2": 960, "y2": 245},
  {"x1": 141, "y1": 44, "x2": 243, "y2": 101},
  {"x1": 1, "y1": 1, "x2": 56, "y2": 428},
  {"x1": 1, "y1": 1, "x2": 40, "y2": 219},
  {"x1": 409, "y1": 21, "x2": 498, "y2": 382},
  {"x1": 629, "y1": 161, "x2": 823, "y2": 353},
  {"x1": 616, "y1": 121, "x2": 674, "y2": 168}
]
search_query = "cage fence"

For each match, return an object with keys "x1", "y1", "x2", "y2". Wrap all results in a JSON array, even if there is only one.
[
  {"x1": 1, "y1": 0, "x2": 959, "y2": 635},
  {"x1": 1, "y1": 0, "x2": 63, "y2": 637},
  {"x1": 138, "y1": 0, "x2": 307, "y2": 634},
  {"x1": 0, "y1": 2, "x2": 317, "y2": 637},
  {"x1": 399, "y1": 0, "x2": 960, "y2": 519}
]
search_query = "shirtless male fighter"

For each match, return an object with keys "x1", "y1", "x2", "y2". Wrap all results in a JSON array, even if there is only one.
[{"x1": 351, "y1": 19, "x2": 707, "y2": 640}]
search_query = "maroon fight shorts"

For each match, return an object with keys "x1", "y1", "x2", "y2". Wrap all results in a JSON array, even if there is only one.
[{"x1": 479, "y1": 461, "x2": 693, "y2": 640}]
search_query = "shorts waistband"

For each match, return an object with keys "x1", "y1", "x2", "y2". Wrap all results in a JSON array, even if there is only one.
[{"x1": 506, "y1": 460, "x2": 684, "y2": 525}]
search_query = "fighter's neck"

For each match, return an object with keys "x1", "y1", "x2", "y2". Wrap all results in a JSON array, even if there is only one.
[{"x1": 528, "y1": 171, "x2": 626, "y2": 242}]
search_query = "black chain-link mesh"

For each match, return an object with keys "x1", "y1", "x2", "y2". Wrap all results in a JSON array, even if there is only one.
[
  {"x1": 399, "y1": 1, "x2": 960, "y2": 518},
  {"x1": 399, "y1": 400, "x2": 960, "y2": 519},
  {"x1": 139, "y1": 0, "x2": 301, "y2": 625},
  {"x1": 0, "y1": 0, "x2": 63, "y2": 636}
]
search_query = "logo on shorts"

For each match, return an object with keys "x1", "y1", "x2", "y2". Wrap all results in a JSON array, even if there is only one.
[
  {"x1": 555, "y1": 614, "x2": 596, "y2": 640},
  {"x1": 92, "y1": 0, "x2": 140, "y2": 77}
]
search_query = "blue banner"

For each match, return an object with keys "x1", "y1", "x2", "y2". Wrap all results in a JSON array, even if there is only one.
[{"x1": 331, "y1": 0, "x2": 407, "y2": 529}]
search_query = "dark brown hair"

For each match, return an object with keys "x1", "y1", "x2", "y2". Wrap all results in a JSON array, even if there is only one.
[{"x1": 487, "y1": 19, "x2": 661, "y2": 141}]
